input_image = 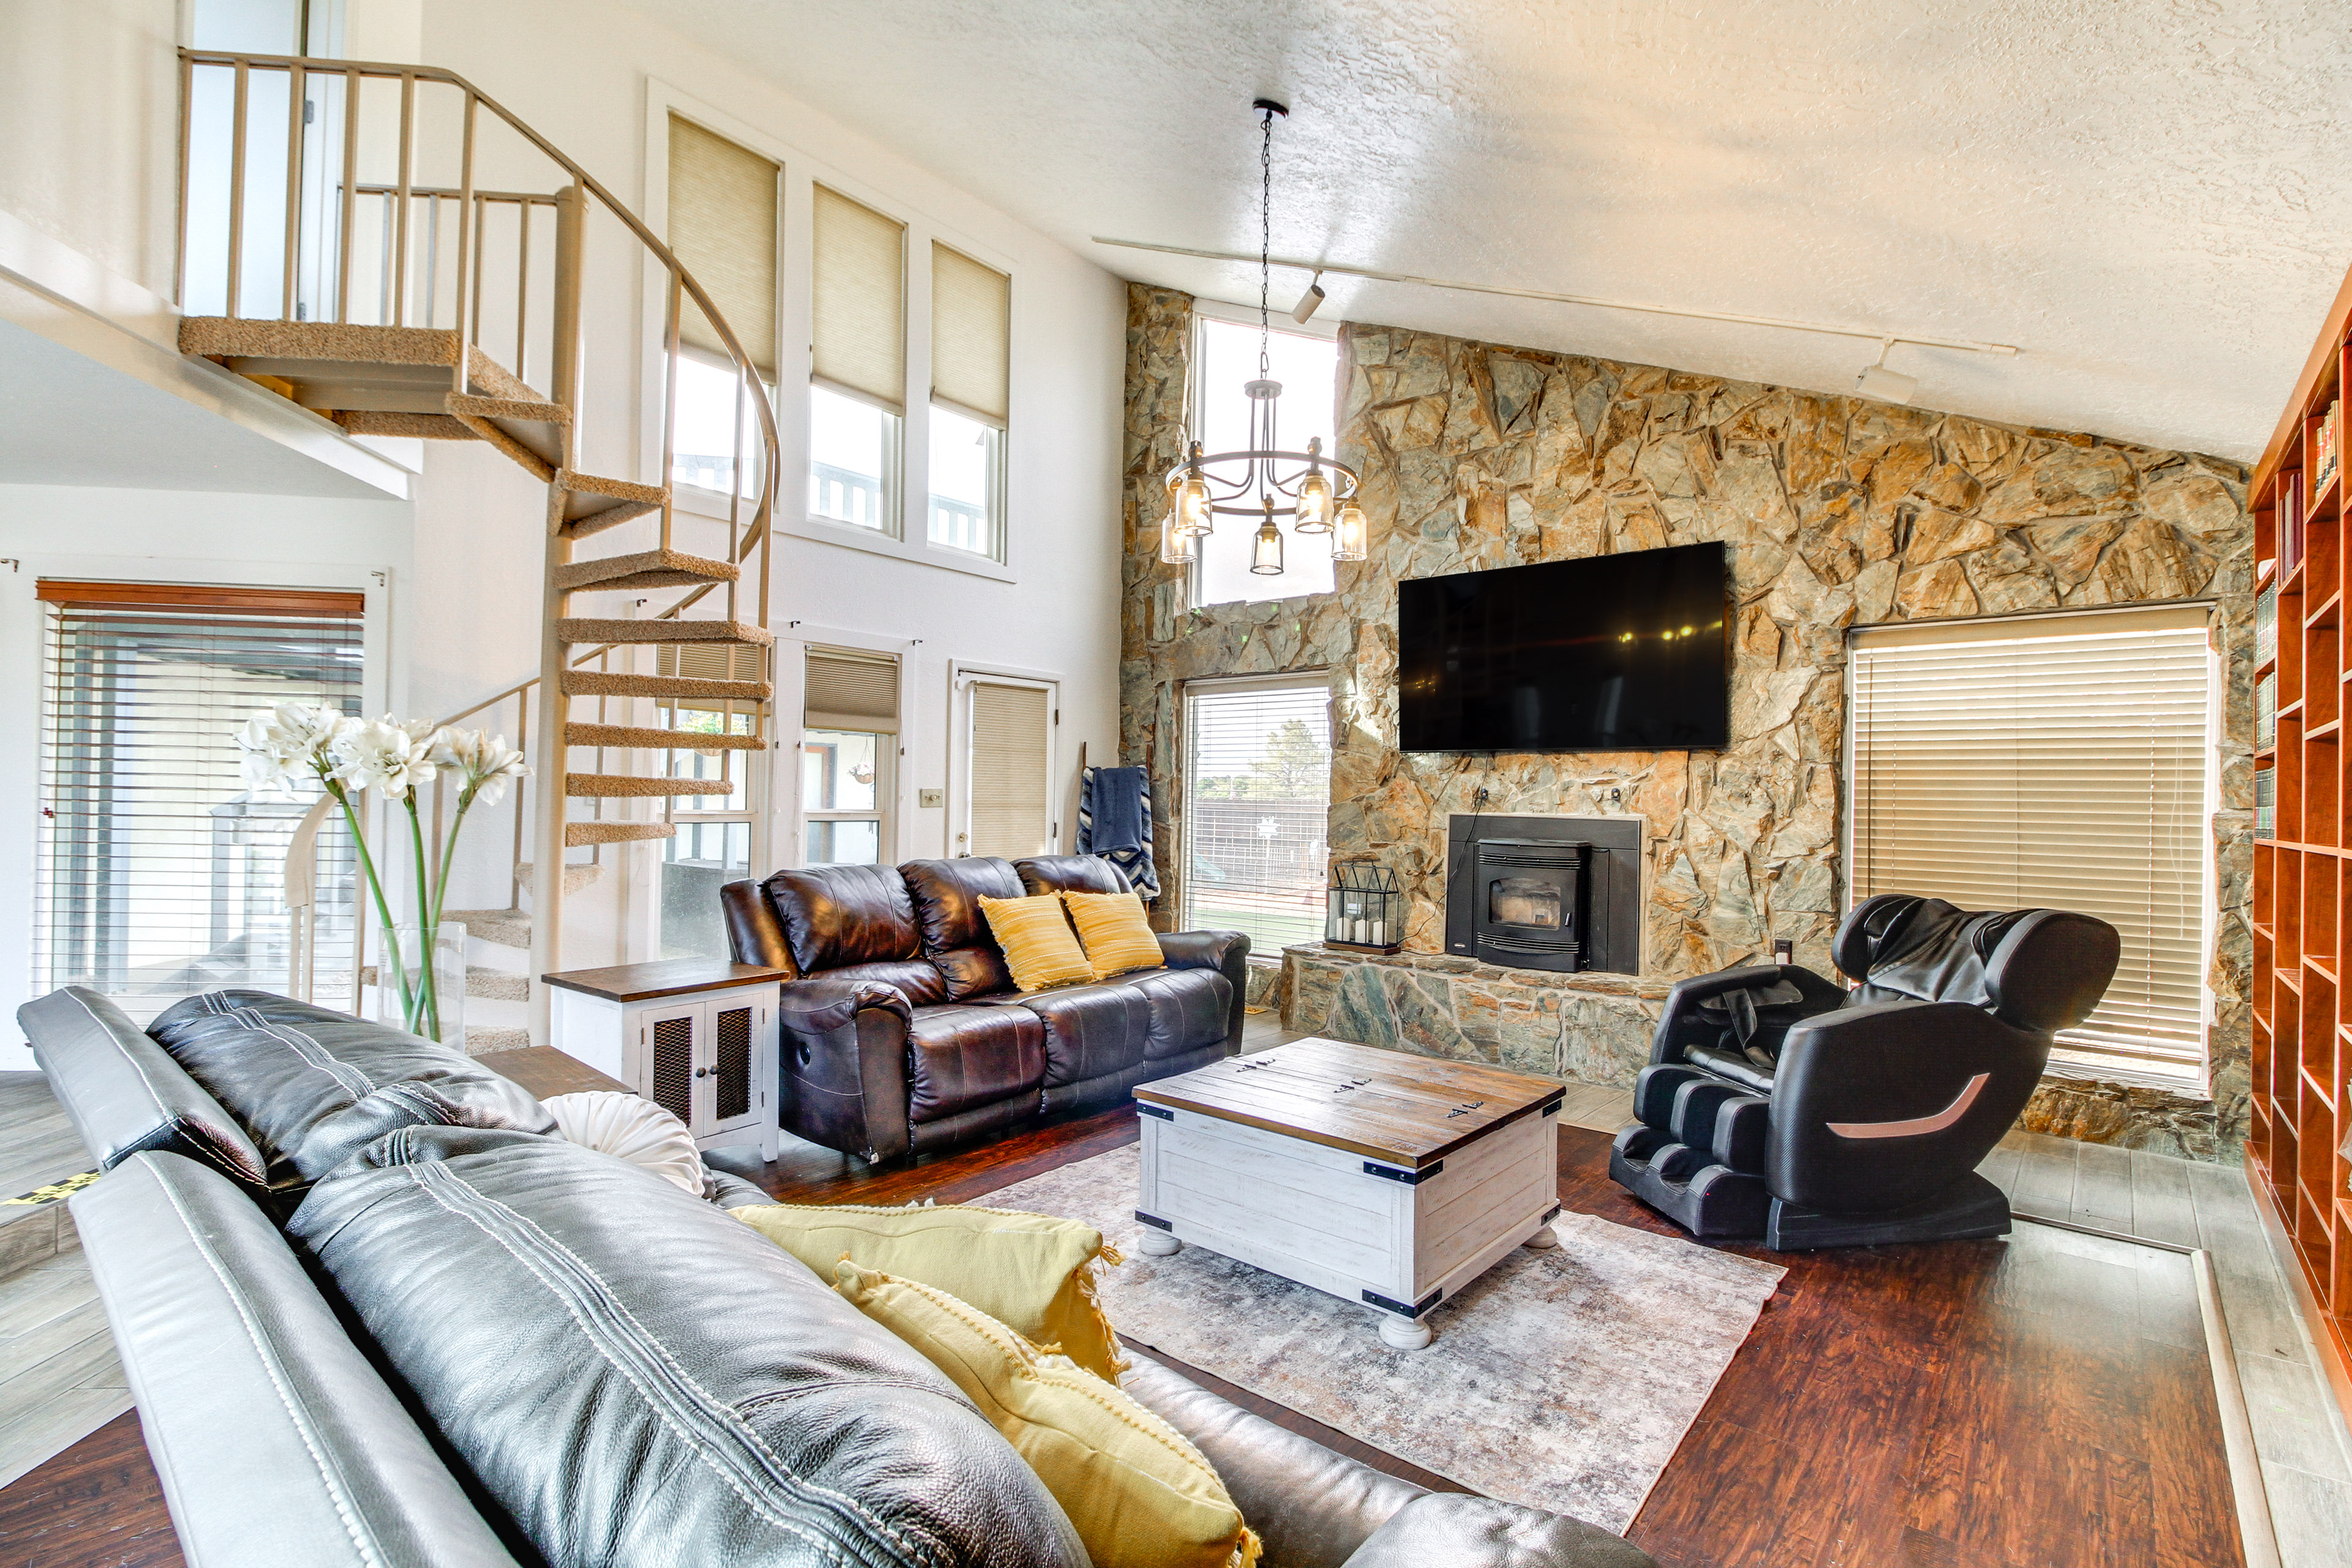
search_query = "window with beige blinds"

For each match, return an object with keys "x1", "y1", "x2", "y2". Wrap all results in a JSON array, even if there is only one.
[
  {"x1": 1181, "y1": 679, "x2": 1331, "y2": 954},
  {"x1": 804, "y1": 647, "x2": 899, "y2": 733},
  {"x1": 1848, "y1": 608, "x2": 2217, "y2": 1080},
  {"x1": 801, "y1": 648, "x2": 898, "y2": 868},
  {"x1": 965, "y1": 680, "x2": 1052, "y2": 859},
  {"x1": 666, "y1": 115, "x2": 779, "y2": 376},
  {"x1": 36, "y1": 586, "x2": 364, "y2": 1020},
  {"x1": 811, "y1": 186, "x2": 905, "y2": 410},
  {"x1": 932, "y1": 243, "x2": 1008, "y2": 426}
]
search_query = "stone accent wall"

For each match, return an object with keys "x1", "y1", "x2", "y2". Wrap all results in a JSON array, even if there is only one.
[{"x1": 1118, "y1": 284, "x2": 2255, "y2": 1161}]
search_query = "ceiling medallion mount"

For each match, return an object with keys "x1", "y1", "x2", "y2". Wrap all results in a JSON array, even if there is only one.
[{"x1": 1160, "y1": 99, "x2": 1367, "y2": 572}]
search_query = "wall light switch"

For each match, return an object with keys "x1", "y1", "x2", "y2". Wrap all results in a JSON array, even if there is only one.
[{"x1": 918, "y1": 788, "x2": 945, "y2": 809}]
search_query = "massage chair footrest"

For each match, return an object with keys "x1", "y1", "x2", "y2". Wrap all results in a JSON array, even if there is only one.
[
  {"x1": 1763, "y1": 1172, "x2": 2012, "y2": 1251},
  {"x1": 1608, "y1": 1126, "x2": 1770, "y2": 1240}
]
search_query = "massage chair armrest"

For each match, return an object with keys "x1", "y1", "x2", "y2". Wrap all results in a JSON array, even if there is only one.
[
  {"x1": 774, "y1": 979, "x2": 915, "y2": 1163},
  {"x1": 1766, "y1": 1000, "x2": 2051, "y2": 1212},
  {"x1": 1158, "y1": 930, "x2": 1252, "y2": 1049},
  {"x1": 1650, "y1": 963, "x2": 1845, "y2": 1066},
  {"x1": 1341, "y1": 1494, "x2": 1656, "y2": 1568}
]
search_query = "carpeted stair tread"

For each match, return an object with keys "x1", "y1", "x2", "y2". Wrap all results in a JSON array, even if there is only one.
[
  {"x1": 562, "y1": 497, "x2": 666, "y2": 538},
  {"x1": 442, "y1": 908, "x2": 533, "y2": 949},
  {"x1": 464, "y1": 1027, "x2": 530, "y2": 1057},
  {"x1": 565, "y1": 723, "x2": 763, "y2": 750},
  {"x1": 332, "y1": 411, "x2": 475, "y2": 439},
  {"x1": 562, "y1": 670, "x2": 774, "y2": 702},
  {"x1": 445, "y1": 393, "x2": 569, "y2": 424},
  {"x1": 556, "y1": 618, "x2": 774, "y2": 647},
  {"x1": 515, "y1": 862, "x2": 606, "y2": 895},
  {"x1": 358, "y1": 964, "x2": 529, "y2": 1002},
  {"x1": 178, "y1": 318, "x2": 538, "y2": 402},
  {"x1": 565, "y1": 821, "x2": 677, "y2": 846},
  {"x1": 554, "y1": 550, "x2": 739, "y2": 594},
  {"x1": 565, "y1": 774, "x2": 734, "y2": 797}
]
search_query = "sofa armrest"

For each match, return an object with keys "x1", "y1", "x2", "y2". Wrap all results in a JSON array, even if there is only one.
[
  {"x1": 1158, "y1": 930, "x2": 1251, "y2": 1051},
  {"x1": 21, "y1": 986, "x2": 269, "y2": 1194},
  {"x1": 1652, "y1": 963, "x2": 1843, "y2": 1067},
  {"x1": 775, "y1": 979, "x2": 914, "y2": 1163},
  {"x1": 1343, "y1": 1494, "x2": 1654, "y2": 1567},
  {"x1": 720, "y1": 878, "x2": 794, "y2": 969},
  {"x1": 1119, "y1": 1349, "x2": 1425, "y2": 1568}
]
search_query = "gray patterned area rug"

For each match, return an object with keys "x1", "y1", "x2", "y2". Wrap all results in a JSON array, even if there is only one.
[{"x1": 979, "y1": 1143, "x2": 1785, "y2": 1534}]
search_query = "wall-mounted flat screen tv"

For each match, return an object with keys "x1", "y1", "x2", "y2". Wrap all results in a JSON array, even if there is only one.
[{"x1": 1398, "y1": 542, "x2": 1730, "y2": 753}]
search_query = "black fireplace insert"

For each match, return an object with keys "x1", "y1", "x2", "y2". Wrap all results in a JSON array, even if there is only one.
[{"x1": 1446, "y1": 814, "x2": 1641, "y2": 974}]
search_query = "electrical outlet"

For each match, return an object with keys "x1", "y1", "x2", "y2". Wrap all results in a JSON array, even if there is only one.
[{"x1": 918, "y1": 788, "x2": 945, "y2": 809}]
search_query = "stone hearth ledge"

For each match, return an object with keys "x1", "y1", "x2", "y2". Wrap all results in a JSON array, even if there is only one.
[{"x1": 1280, "y1": 943, "x2": 1666, "y2": 1088}]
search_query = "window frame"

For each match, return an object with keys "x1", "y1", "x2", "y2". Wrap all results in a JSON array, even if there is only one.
[
  {"x1": 643, "y1": 83, "x2": 1019, "y2": 584},
  {"x1": 1840, "y1": 603, "x2": 2222, "y2": 1091},
  {"x1": 1185, "y1": 298, "x2": 1342, "y2": 611},
  {"x1": 1177, "y1": 671, "x2": 1334, "y2": 966}
]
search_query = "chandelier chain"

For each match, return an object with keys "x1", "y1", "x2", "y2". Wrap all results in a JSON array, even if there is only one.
[{"x1": 1259, "y1": 106, "x2": 1272, "y2": 381}]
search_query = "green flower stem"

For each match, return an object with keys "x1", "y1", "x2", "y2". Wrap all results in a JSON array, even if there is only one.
[
  {"x1": 325, "y1": 774, "x2": 415, "y2": 1025},
  {"x1": 402, "y1": 796, "x2": 442, "y2": 1041}
]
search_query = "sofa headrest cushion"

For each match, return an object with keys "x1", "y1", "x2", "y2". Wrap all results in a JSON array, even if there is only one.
[
  {"x1": 902, "y1": 857, "x2": 1025, "y2": 953},
  {"x1": 290, "y1": 1125, "x2": 1090, "y2": 1568},
  {"x1": 1014, "y1": 855, "x2": 1128, "y2": 898},
  {"x1": 763, "y1": 863, "x2": 921, "y2": 974},
  {"x1": 145, "y1": 990, "x2": 553, "y2": 1191}
]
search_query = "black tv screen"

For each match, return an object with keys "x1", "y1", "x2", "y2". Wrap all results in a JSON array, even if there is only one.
[{"x1": 1398, "y1": 543, "x2": 1730, "y2": 753}]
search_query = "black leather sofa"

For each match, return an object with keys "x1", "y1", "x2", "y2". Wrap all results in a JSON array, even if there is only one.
[
  {"x1": 722, "y1": 853, "x2": 1250, "y2": 1163},
  {"x1": 26, "y1": 983, "x2": 1652, "y2": 1568},
  {"x1": 1611, "y1": 894, "x2": 2120, "y2": 1250}
]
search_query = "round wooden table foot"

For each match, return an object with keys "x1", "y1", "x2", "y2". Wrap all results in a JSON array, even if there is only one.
[
  {"x1": 1378, "y1": 1314, "x2": 1434, "y2": 1351},
  {"x1": 1136, "y1": 1228, "x2": 1182, "y2": 1257}
]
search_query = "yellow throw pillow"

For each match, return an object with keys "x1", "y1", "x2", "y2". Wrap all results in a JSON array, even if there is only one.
[
  {"x1": 1061, "y1": 891, "x2": 1166, "y2": 982},
  {"x1": 835, "y1": 1262, "x2": 1259, "y2": 1568},
  {"x1": 729, "y1": 1200, "x2": 1126, "y2": 1382},
  {"x1": 980, "y1": 892, "x2": 1095, "y2": 993}
]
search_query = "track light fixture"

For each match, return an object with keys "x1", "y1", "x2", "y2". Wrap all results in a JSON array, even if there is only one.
[
  {"x1": 1291, "y1": 271, "x2": 1325, "y2": 324},
  {"x1": 1855, "y1": 338, "x2": 1918, "y2": 405}
]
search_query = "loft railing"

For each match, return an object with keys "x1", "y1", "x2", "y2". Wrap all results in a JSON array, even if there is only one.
[{"x1": 178, "y1": 50, "x2": 785, "y2": 1007}]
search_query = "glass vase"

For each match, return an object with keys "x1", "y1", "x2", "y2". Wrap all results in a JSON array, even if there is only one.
[{"x1": 379, "y1": 922, "x2": 467, "y2": 1046}]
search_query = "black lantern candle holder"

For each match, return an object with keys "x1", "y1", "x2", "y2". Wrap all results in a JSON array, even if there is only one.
[{"x1": 1325, "y1": 862, "x2": 1403, "y2": 953}]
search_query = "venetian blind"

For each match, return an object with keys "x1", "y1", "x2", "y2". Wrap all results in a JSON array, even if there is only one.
[
  {"x1": 811, "y1": 186, "x2": 905, "y2": 411},
  {"x1": 1849, "y1": 608, "x2": 2215, "y2": 1077},
  {"x1": 932, "y1": 243, "x2": 1009, "y2": 426},
  {"x1": 666, "y1": 115, "x2": 779, "y2": 377},
  {"x1": 805, "y1": 647, "x2": 899, "y2": 734},
  {"x1": 36, "y1": 585, "x2": 364, "y2": 1019},
  {"x1": 1181, "y1": 679, "x2": 1332, "y2": 956},
  {"x1": 967, "y1": 681, "x2": 1051, "y2": 859}
]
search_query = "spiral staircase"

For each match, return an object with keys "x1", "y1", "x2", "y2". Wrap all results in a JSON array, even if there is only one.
[{"x1": 178, "y1": 48, "x2": 780, "y2": 1045}]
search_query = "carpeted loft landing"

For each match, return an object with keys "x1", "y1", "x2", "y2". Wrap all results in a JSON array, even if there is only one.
[{"x1": 981, "y1": 1144, "x2": 1785, "y2": 1534}]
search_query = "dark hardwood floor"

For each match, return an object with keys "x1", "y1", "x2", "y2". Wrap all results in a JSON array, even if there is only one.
[{"x1": 0, "y1": 1097, "x2": 2244, "y2": 1568}]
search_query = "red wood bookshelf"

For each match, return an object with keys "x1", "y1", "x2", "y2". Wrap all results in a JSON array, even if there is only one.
[{"x1": 2250, "y1": 257, "x2": 2352, "y2": 1426}]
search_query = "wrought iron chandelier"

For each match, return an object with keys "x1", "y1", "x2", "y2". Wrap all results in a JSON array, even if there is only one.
[{"x1": 1161, "y1": 100, "x2": 1367, "y2": 576}]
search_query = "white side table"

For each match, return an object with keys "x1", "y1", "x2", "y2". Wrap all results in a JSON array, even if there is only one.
[{"x1": 544, "y1": 960, "x2": 785, "y2": 1162}]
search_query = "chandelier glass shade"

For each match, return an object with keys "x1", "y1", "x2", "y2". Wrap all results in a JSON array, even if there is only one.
[{"x1": 1159, "y1": 100, "x2": 1368, "y2": 571}]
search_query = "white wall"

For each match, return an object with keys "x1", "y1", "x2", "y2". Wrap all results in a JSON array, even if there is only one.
[{"x1": 412, "y1": 0, "x2": 1128, "y2": 938}]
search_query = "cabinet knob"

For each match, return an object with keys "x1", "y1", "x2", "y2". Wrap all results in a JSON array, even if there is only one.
[{"x1": 693, "y1": 1067, "x2": 708, "y2": 1079}]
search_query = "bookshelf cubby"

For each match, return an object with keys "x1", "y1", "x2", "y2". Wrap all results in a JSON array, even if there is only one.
[{"x1": 2250, "y1": 260, "x2": 2352, "y2": 1417}]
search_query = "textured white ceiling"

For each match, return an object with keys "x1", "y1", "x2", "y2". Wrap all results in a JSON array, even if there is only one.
[{"x1": 622, "y1": 0, "x2": 2352, "y2": 462}]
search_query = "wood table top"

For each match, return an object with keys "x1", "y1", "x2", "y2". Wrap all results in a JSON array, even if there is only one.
[
  {"x1": 1133, "y1": 1036, "x2": 1565, "y2": 1168},
  {"x1": 478, "y1": 1045, "x2": 630, "y2": 1099},
  {"x1": 540, "y1": 959, "x2": 788, "y2": 1003}
]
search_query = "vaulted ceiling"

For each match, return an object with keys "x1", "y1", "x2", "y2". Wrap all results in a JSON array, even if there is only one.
[{"x1": 622, "y1": 0, "x2": 2352, "y2": 463}]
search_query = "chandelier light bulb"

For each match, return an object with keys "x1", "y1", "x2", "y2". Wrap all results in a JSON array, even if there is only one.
[
  {"x1": 1294, "y1": 468, "x2": 1333, "y2": 533},
  {"x1": 1174, "y1": 474, "x2": 1214, "y2": 536},
  {"x1": 1158, "y1": 505, "x2": 1198, "y2": 564},
  {"x1": 1332, "y1": 500, "x2": 1368, "y2": 562},
  {"x1": 1250, "y1": 501, "x2": 1286, "y2": 575}
]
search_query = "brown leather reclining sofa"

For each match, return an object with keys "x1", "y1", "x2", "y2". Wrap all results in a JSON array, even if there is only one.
[{"x1": 721, "y1": 853, "x2": 1250, "y2": 1162}]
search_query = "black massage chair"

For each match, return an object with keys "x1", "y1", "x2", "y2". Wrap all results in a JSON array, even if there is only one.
[{"x1": 1610, "y1": 894, "x2": 2120, "y2": 1250}]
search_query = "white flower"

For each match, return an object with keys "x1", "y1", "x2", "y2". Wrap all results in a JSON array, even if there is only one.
[
  {"x1": 234, "y1": 702, "x2": 351, "y2": 789},
  {"x1": 328, "y1": 716, "x2": 440, "y2": 799},
  {"x1": 435, "y1": 725, "x2": 530, "y2": 807}
]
